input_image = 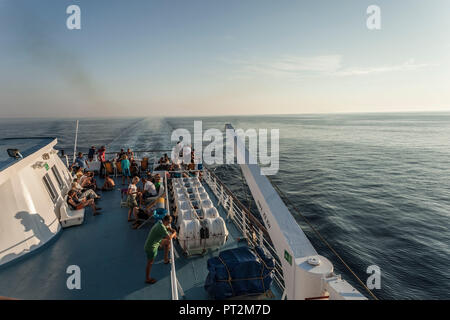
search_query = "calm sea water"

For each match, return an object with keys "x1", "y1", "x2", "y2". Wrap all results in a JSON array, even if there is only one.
[{"x1": 1, "y1": 113, "x2": 449, "y2": 300}]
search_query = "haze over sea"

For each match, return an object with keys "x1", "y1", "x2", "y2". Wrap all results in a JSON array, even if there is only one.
[{"x1": 1, "y1": 112, "x2": 449, "y2": 300}]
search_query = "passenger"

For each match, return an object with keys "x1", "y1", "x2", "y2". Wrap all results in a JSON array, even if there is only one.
[
  {"x1": 127, "y1": 148, "x2": 134, "y2": 161},
  {"x1": 117, "y1": 149, "x2": 126, "y2": 161},
  {"x1": 142, "y1": 176, "x2": 157, "y2": 200},
  {"x1": 187, "y1": 161, "x2": 197, "y2": 177},
  {"x1": 121, "y1": 155, "x2": 131, "y2": 185},
  {"x1": 75, "y1": 167, "x2": 84, "y2": 179},
  {"x1": 98, "y1": 146, "x2": 107, "y2": 178},
  {"x1": 172, "y1": 164, "x2": 182, "y2": 178},
  {"x1": 144, "y1": 215, "x2": 177, "y2": 284},
  {"x1": 67, "y1": 190, "x2": 102, "y2": 216},
  {"x1": 80, "y1": 171, "x2": 97, "y2": 191},
  {"x1": 101, "y1": 174, "x2": 115, "y2": 191},
  {"x1": 130, "y1": 159, "x2": 139, "y2": 176},
  {"x1": 71, "y1": 181, "x2": 100, "y2": 200},
  {"x1": 127, "y1": 176, "x2": 141, "y2": 222},
  {"x1": 75, "y1": 152, "x2": 89, "y2": 171},
  {"x1": 154, "y1": 174, "x2": 162, "y2": 193},
  {"x1": 88, "y1": 146, "x2": 96, "y2": 161}
]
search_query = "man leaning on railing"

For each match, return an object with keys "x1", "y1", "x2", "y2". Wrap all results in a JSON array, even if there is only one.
[{"x1": 144, "y1": 215, "x2": 177, "y2": 284}]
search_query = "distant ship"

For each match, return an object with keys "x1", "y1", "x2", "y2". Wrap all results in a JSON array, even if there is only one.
[{"x1": 0, "y1": 125, "x2": 367, "y2": 300}]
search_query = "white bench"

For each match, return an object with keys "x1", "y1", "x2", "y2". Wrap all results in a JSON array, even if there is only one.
[{"x1": 60, "y1": 196, "x2": 85, "y2": 228}]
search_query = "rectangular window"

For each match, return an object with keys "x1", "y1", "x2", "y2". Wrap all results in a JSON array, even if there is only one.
[
  {"x1": 51, "y1": 165, "x2": 64, "y2": 189},
  {"x1": 43, "y1": 173, "x2": 58, "y2": 203}
]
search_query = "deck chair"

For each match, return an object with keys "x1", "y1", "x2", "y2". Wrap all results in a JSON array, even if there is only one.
[
  {"x1": 134, "y1": 207, "x2": 167, "y2": 229},
  {"x1": 143, "y1": 185, "x2": 165, "y2": 208},
  {"x1": 135, "y1": 189, "x2": 166, "y2": 229},
  {"x1": 115, "y1": 161, "x2": 122, "y2": 177},
  {"x1": 104, "y1": 161, "x2": 115, "y2": 176}
]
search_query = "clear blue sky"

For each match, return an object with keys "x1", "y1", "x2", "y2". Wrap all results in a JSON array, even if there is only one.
[{"x1": 0, "y1": 0, "x2": 449, "y2": 117}]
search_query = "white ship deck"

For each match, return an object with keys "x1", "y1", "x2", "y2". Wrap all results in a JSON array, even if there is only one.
[{"x1": 0, "y1": 175, "x2": 282, "y2": 300}]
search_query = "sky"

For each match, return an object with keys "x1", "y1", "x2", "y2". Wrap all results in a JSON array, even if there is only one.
[{"x1": 0, "y1": 0, "x2": 449, "y2": 118}]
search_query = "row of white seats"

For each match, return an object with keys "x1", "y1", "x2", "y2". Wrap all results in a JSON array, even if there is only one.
[
  {"x1": 171, "y1": 177, "x2": 228, "y2": 255},
  {"x1": 59, "y1": 195, "x2": 85, "y2": 228}
]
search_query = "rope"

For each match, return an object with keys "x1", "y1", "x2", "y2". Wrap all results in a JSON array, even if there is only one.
[
  {"x1": 267, "y1": 177, "x2": 379, "y2": 301},
  {"x1": 217, "y1": 255, "x2": 235, "y2": 296}
]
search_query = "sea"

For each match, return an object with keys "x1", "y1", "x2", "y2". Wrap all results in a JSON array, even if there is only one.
[{"x1": 0, "y1": 112, "x2": 449, "y2": 300}]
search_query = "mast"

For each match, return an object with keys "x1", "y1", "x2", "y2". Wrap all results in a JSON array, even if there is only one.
[
  {"x1": 72, "y1": 120, "x2": 79, "y2": 164},
  {"x1": 225, "y1": 124, "x2": 366, "y2": 300}
]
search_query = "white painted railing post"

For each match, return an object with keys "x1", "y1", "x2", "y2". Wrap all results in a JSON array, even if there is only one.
[
  {"x1": 242, "y1": 210, "x2": 247, "y2": 239},
  {"x1": 219, "y1": 184, "x2": 224, "y2": 206},
  {"x1": 227, "y1": 197, "x2": 234, "y2": 220}
]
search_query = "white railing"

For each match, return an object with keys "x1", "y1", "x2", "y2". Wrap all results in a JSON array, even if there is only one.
[
  {"x1": 164, "y1": 174, "x2": 182, "y2": 300},
  {"x1": 203, "y1": 167, "x2": 286, "y2": 293}
]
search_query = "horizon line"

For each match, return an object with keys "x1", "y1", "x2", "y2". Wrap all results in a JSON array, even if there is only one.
[{"x1": 2, "y1": 108, "x2": 450, "y2": 120}]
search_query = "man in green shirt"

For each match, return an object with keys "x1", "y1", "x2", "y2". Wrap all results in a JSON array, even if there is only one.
[{"x1": 144, "y1": 215, "x2": 177, "y2": 284}]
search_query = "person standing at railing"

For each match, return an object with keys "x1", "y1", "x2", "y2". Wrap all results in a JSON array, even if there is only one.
[
  {"x1": 116, "y1": 149, "x2": 126, "y2": 161},
  {"x1": 74, "y1": 152, "x2": 89, "y2": 171},
  {"x1": 88, "y1": 146, "x2": 96, "y2": 161},
  {"x1": 127, "y1": 148, "x2": 134, "y2": 161},
  {"x1": 98, "y1": 146, "x2": 106, "y2": 178},
  {"x1": 144, "y1": 215, "x2": 177, "y2": 284}
]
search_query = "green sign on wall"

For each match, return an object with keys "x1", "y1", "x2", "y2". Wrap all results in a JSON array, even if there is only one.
[{"x1": 284, "y1": 250, "x2": 292, "y2": 265}]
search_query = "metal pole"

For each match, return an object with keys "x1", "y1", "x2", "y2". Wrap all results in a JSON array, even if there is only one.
[{"x1": 72, "y1": 120, "x2": 79, "y2": 164}]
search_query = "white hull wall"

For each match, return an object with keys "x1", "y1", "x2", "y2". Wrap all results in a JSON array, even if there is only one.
[{"x1": 0, "y1": 140, "x2": 67, "y2": 266}]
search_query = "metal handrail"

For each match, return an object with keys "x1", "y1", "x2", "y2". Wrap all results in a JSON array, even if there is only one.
[{"x1": 165, "y1": 173, "x2": 180, "y2": 300}]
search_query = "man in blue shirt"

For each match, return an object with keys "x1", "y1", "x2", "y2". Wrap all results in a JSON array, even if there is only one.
[{"x1": 75, "y1": 152, "x2": 89, "y2": 170}]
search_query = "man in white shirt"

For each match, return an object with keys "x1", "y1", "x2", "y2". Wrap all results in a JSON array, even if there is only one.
[{"x1": 143, "y1": 176, "x2": 157, "y2": 199}]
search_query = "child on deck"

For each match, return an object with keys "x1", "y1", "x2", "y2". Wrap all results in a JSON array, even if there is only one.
[{"x1": 121, "y1": 155, "x2": 131, "y2": 185}]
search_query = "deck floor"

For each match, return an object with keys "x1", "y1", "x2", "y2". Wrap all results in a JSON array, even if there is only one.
[{"x1": 0, "y1": 176, "x2": 279, "y2": 300}]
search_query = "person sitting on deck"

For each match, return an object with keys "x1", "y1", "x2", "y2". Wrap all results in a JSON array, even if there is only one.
[
  {"x1": 101, "y1": 174, "x2": 115, "y2": 191},
  {"x1": 74, "y1": 167, "x2": 84, "y2": 179},
  {"x1": 186, "y1": 161, "x2": 197, "y2": 177},
  {"x1": 171, "y1": 163, "x2": 182, "y2": 178},
  {"x1": 127, "y1": 176, "x2": 141, "y2": 222},
  {"x1": 67, "y1": 190, "x2": 102, "y2": 216},
  {"x1": 71, "y1": 180, "x2": 100, "y2": 200},
  {"x1": 142, "y1": 176, "x2": 157, "y2": 201},
  {"x1": 80, "y1": 171, "x2": 97, "y2": 191},
  {"x1": 121, "y1": 155, "x2": 131, "y2": 185},
  {"x1": 130, "y1": 159, "x2": 139, "y2": 177},
  {"x1": 154, "y1": 175, "x2": 162, "y2": 192},
  {"x1": 144, "y1": 215, "x2": 177, "y2": 284}
]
